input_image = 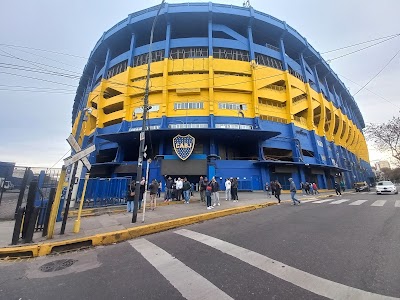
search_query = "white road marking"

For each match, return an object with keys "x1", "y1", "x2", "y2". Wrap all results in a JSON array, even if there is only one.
[
  {"x1": 395, "y1": 200, "x2": 400, "y2": 208},
  {"x1": 175, "y1": 229, "x2": 398, "y2": 300},
  {"x1": 128, "y1": 239, "x2": 233, "y2": 300},
  {"x1": 371, "y1": 200, "x2": 387, "y2": 207},
  {"x1": 329, "y1": 199, "x2": 350, "y2": 204},
  {"x1": 349, "y1": 200, "x2": 368, "y2": 206},
  {"x1": 312, "y1": 198, "x2": 335, "y2": 204},
  {"x1": 368, "y1": 192, "x2": 375, "y2": 195}
]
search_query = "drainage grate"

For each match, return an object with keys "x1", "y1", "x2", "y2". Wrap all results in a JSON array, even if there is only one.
[{"x1": 39, "y1": 259, "x2": 77, "y2": 272}]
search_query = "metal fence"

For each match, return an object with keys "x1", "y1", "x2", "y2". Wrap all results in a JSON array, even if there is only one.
[{"x1": 76, "y1": 177, "x2": 132, "y2": 208}]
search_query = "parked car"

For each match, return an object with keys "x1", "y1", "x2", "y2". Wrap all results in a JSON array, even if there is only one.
[
  {"x1": 354, "y1": 181, "x2": 370, "y2": 192},
  {"x1": 0, "y1": 178, "x2": 14, "y2": 192},
  {"x1": 376, "y1": 181, "x2": 398, "y2": 195}
]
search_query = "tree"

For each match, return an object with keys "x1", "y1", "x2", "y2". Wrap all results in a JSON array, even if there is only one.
[{"x1": 365, "y1": 116, "x2": 400, "y2": 166}]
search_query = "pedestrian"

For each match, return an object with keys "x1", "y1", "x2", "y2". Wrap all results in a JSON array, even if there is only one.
[
  {"x1": 126, "y1": 179, "x2": 135, "y2": 212},
  {"x1": 199, "y1": 176, "x2": 206, "y2": 203},
  {"x1": 149, "y1": 179, "x2": 158, "y2": 210},
  {"x1": 182, "y1": 177, "x2": 191, "y2": 203},
  {"x1": 335, "y1": 181, "x2": 342, "y2": 196},
  {"x1": 206, "y1": 182, "x2": 213, "y2": 209},
  {"x1": 270, "y1": 181, "x2": 276, "y2": 196},
  {"x1": 265, "y1": 182, "x2": 271, "y2": 198},
  {"x1": 165, "y1": 176, "x2": 173, "y2": 202},
  {"x1": 289, "y1": 178, "x2": 301, "y2": 205},
  {"x1": 300, "y1": 182, "x2": 306, "y2": 195},
  {"x1": 231, "y1": 177, "x2": 239, "y2": 202},
  {"x1": 139, "y1": 177, "x2": 145, "y2": 210},
  {"x1": 309, "y1": 183, "x2": 314, "y2": 195},
  {"x1": 274, "y1": 180, "x2": 282, "y2": 204},
  {"x1": 340, "y1": 181, "x2": 346, "y2": 192},
  {"x1": 305, "y1": 182, "x2": 310, "y2": 195},
  {"x1": 211, "y1": 177, "x2": 220, "y2": 206},
  {"x1": 176, "y1": 177, "x2": 183, "y2": 201},
  {"x1": 190, "y1": 182, "x2": 194, "y2": 196},
  {"x1": 230, "y1": 177, "x2": 234, "y2": 200},
  {"x1": 157, "y1": 180, "x2": 161, "y2": 198},
  {"x1": 312, "y1": 182, "x2": 319, "y2": 194},
  {"x1": 225, "y1": 178, "x2": 231, "y2": 201}
]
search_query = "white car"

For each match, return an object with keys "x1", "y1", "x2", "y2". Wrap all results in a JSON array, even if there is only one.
[{"x1": 376, "y1": 181, "x2": 398, "y2": 195}]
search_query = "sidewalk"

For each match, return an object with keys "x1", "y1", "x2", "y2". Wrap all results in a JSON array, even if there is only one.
[{"x1": 0, "y1": 191, "x2": 336, "y2": 258}]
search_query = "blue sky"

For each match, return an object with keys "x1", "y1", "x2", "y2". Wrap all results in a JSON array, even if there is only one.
[{"x1": 0, "y1": 0, "x2": 399, "y2": 167}]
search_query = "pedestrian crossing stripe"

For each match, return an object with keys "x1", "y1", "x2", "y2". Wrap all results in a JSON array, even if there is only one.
[
  {"x1": 329, "y1": 199, "x2": 350, "y2": 204},
  {"x1": 349, "y1": 200, "x2": 368, "y2": 206},
  {"x1": 371, "y1": 200, "x2": 386, "y2": 207},
  {"x1": 173, "y1": 229, "x2": 396, "y2": 300},
  {"x1": 307, "y1": 199, "x2": 400, "y2": 207}
]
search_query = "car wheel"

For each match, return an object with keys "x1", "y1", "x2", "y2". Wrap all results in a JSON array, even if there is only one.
[{"x1": 396, "y1": 191, "x2": 398, "y2": 195}]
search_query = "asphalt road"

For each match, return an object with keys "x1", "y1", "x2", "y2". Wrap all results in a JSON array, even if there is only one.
[{"x1": 1, "y1": 191, "x2": 399, "y2": 300}]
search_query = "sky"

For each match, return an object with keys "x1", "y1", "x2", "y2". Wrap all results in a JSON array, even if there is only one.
[{"x1": 0, "y1": 0, "x2": 399, "y2": 168}]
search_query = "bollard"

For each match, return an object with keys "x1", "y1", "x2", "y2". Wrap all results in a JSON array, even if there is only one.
[
  {"x1": 24, "y1": 207, "x2": 39, "y2": 243},
  {"x1": 73, "y1": 173, "x2": 90, "y2": 233},
  {"x1": 14, "y1": 167, "x2": 30, "y2": 219},
  {"x1": 11, "y1": 207, "x2": 25, "y2": 245},
  {"x1": 42, "y1": 188, "x2": 56, "y2": 237},
  {"x1": 21, "y1": 181, "x2": 38, "y2": 239}
]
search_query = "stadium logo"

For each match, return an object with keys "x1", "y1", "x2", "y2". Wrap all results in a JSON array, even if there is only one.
[{"x1": 173, "y1": 134, "x2": 195, "y2": 161}]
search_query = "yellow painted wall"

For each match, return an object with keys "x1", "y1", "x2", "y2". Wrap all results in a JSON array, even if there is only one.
[{"x1": 76, "y1": 57, "x2": 369, "y2": 162}]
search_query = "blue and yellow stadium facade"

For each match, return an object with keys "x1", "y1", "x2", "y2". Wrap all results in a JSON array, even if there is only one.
[{"x1": 71, "y1": 2, "x2": 374, "y2": 190}]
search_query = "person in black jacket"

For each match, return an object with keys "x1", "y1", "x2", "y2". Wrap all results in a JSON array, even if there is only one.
[
  {"x1": 149, "y1": 179, "x2": 158, "y2": 210},
  {"x1": 182, "y1": 177, "x2": 191, "y2": 204},
  {"x1": 274, "y1": 180, "x2": 282, "y2": 204},
  {"x1": 211, "y1": 177, "x2": 220, "y2": 206}
]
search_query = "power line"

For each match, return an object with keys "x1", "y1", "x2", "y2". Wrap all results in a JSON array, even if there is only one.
[
  {"x1": 321, "y1": 33, "x2": 400, "y2": 54},
  {"x1": 0, "y1": 71, "x2": 78, "y2": 88},
  {"x1": 49, "y1": 149, "x2": 71, "y2": 169},
  {"x1": 0, "y1": 43, "x2": 88, "y2": 59},
  {"x1": 352, "y1": 47, "x2": 400, "y2": 97},
  {"x1": 326, "y1": 35, "x2": 399, "y2": 62}
]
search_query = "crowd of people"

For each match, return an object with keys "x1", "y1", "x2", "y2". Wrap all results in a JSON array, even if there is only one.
[{"x1": 127, "y1": 175, "x2": 346, "y2": 211}]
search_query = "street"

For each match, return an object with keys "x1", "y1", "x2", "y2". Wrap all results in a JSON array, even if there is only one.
[{"x1": 1, "y1": 191, "x2": 399, "y2": 299}]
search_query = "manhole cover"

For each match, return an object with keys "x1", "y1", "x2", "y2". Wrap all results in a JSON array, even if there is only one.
[{"x1": 39, "y1": 259, "x2": 77, "y2": 272}]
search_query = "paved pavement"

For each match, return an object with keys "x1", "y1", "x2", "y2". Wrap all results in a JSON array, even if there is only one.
[
  {"x1": 0, "y1": 191, "x2": 325, "y2": 248},
  {"x1": 0, "y1": 190, "x2": 399, "y2": 299}
]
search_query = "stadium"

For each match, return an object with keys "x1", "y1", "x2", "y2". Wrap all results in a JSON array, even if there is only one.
[{"x1": 71, "y1": 2, "x2": 374, "y2": 192}]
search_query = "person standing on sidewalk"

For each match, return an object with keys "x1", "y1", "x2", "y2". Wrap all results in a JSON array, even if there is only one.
[
  {"x1": 139, "y1": 177, "x2": 146, "y2": 210},
  {"x1": 182, "y1": 177, "x2": 191, "y2": 204},
  {"x1": 165, "y1": 176, "x2": 173, "y2": 202},
  {"x1": 289, "y1": 178, "x2": 301, "y2": 205},
  {"x1": 199, "y1": 176, "x2": 206, "y2": 203},
  {"x1": 211, "y1": 177, "x2": 220, "y2": 206},
  {"x1": 176, "y1": 178, "x2": 183, "y2": 201},
  {"x1": 149, "y1": 179, "x2": 158, "y2": 210},
  {"x1": 231, "y1": 178, "x2": 239, "y2": 202},
  {"x1": 335, "y1": 181, "x2": 342, "y2": 196},
  {"x1": 274, "y1": 180, "x2": 282, "y2": 204},
  {"x1": 157, "y1": 180, "x2": 161, "y2": 198},
  {"x1": 206, "y1": 183, "x2": 213, "y2": 209},
  {"x1": 126, "y1": 179, "x2": 135, "y2": 212},
  {"x1": 225, "y1": 178, "x2": 231, "y2": 201}
]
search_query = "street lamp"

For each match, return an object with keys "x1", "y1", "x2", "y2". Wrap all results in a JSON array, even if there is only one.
[{"x1": 132, "y1": 0, "x2": 165, "y2": 223}]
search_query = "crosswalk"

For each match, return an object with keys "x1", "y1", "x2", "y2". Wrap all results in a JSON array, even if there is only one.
[
  {"x1": 129, "y1": 230, "x2": 397, "y2": 300},
  {"x1": 308, "y1": 198, "x2": 400, "y2": 207}
]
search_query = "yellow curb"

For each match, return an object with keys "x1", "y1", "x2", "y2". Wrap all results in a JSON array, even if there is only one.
[{"x1": 0, "y1": 201, "x2": 277, "y2": 259}]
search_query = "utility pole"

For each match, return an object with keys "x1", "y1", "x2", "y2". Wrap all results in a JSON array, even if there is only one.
[{"x1": 132, "y1": 0, "x2": 165, "y2": 223}]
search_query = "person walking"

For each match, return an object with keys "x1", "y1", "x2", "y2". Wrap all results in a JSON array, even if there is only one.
[
  {"x1": 300, "y1": 182, "x2": 306, "y2": 195},
  {"x1": 149, "y1": 179, "x2": 158, "y2": 210},
  {"x1": 274, "y1": 180, "x2": 282, "y2": 204},
  {"x1": 211, "y1": 177, "x2": 220, "y2": 206},
  {"x1": 335, "y1": 181, "x2": 342, "y2": 196},
  {"x1": 126, "y1": 179, "x2": 135, "y2": 212},
  {"x1": 225, "y1": 178, "x2": 231, "y2": 201},
  {"x1": 265, "y1": 182, "x2": 271, "y2": 198},
  {"x1": 340, "y1": 181, "x2": 346, "y2": 192},
  {"x1": 182, "y1": 177, "x2": 191, "y2": 204},
  {"x1": 309, "y1": 182, "x2": 314, "y2": 195},
  {"x1": 312, "y1": 182, "x2": 319, "y2": 194},
  {"x1": 231, "y1": 178, "x2": 239, "y2": 202},
  {"x1": 270, "y1": 181, "x2": 276, "y2": 196},
  {"x1": 289, "y1": 178, "x2": 301, "y2": 205}
]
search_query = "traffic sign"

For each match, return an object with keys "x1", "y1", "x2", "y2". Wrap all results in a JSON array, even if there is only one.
[
  {"x1": 64, "y1": 145, "x2": 95, "y2": 168},
  {"x1": 66, "y1": 134, "x2": 93, "y2": 170}
]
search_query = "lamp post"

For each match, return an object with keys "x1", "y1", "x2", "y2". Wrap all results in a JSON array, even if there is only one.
[{"x1": 132, "y1": 0, "x2": 165, "y2": 223}]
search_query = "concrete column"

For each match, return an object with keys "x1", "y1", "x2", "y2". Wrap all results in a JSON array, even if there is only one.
[{"x1": 128, "y1": 33, "x2": 136, "y2": 67}]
